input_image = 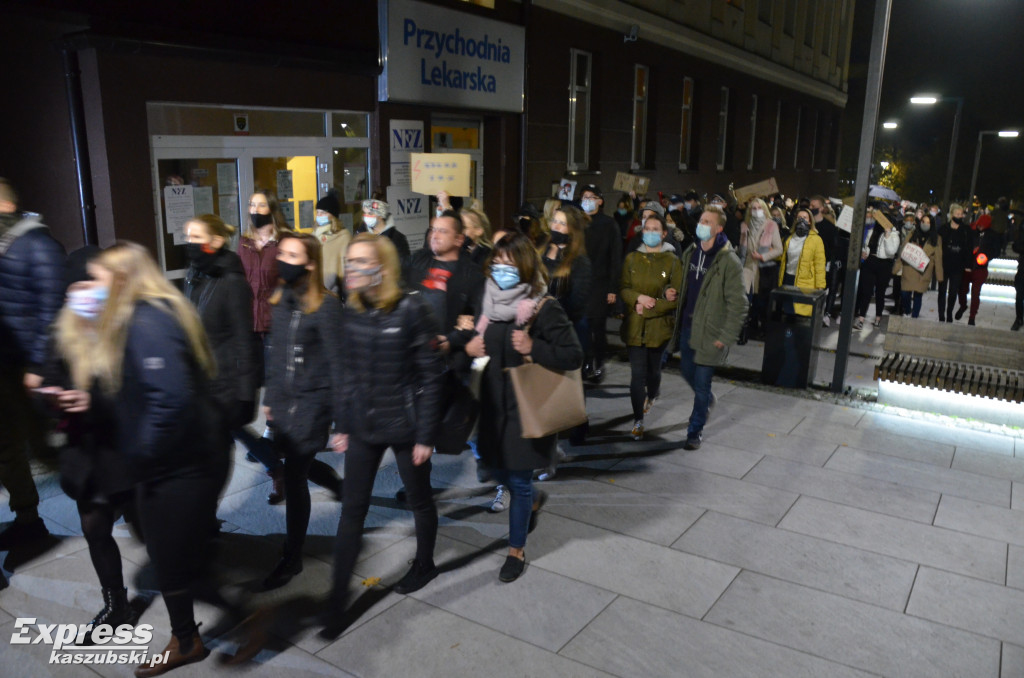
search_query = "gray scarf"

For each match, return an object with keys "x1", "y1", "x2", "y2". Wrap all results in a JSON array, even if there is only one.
[{"x1": 481, "y1": 278, "x2": 534, "y2": 323}]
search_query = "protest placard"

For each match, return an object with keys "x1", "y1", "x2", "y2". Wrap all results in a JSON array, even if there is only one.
[{"x1": 410, "y1": 153, "x2": 471, "y2": 196}]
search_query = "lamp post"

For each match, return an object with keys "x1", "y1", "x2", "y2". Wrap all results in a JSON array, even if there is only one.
[
  {"x1": 910, "y1": 95, "x2": 964, "y2": 207},
  {"x1": 968, "y1": 130, "x2": 1020, "y2": 207}
]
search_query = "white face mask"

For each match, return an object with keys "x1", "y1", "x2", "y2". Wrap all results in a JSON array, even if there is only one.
[
  {"x1": 363, "y1": 215, "x2": 377, "y2": 230},
  {"x1": 752, "y1": 209, "x2": 764, "y2": 219}
]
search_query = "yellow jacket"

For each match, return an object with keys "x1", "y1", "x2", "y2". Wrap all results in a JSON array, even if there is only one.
[{"x1": 778, "y1": 230, "x2": 827, "y2": 316}]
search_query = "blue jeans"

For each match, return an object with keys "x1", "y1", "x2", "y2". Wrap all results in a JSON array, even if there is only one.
[
  {"x1": 491, "y1": 468, "x2": 534, "y2": 549},
  {"x1": 900, "y1": 291, "x2": 923, "y2": 318},
  {"x1": 677, "y1": 326, "x2": 716, "y2": 438}
]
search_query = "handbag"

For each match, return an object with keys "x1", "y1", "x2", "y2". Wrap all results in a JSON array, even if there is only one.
[{"x1": 507, "y1": 297, "x2": 588, "y2": 438}]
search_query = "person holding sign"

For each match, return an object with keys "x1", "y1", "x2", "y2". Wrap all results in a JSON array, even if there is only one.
[
  {"x1": 892, "y1": 212, "x2": 943, "y2": 318},
  {"x1": 361, "y1": 198, "x2": 410, "y2": 268}
]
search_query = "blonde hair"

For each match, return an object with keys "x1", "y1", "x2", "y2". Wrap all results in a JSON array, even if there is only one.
[
  {"x1": 704, "y1": 204, "x2": 728, "y2": 228},
  {"x1": 54, "y1": 307, "x2": 99, "y2": 391},
  {"x1": 459, "y1": 206, "x2": 493, "y2": 248},
  {"x1": 189, "y1": 213, "x2": 236, "y2": 242},
  {"x1": 0, "y1": 177, "x2": 17, "y2": 207},
  {"x1": 744, "y1": 198, "x2": 770, "y2": 225},
  {"x1": 345, "y1": 233, "x2": 403, "y2": 313},
  {"x1": 243, "y1": 191, "x2": 288, "y2": 241},
  {"x1": 58, "y1": 242, "x2": 214, "y2": 394},
  {"x1": 269, "y1": 232, "x2": 331, "y2": 313}
]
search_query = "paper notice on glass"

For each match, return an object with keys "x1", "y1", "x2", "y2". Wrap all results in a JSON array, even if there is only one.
[
  {"x1": 216, "y1": 163, "x2": 237, "y2": 194},
  {"x1": 391, "y1": 163, "x2": 410, "y2": 188},
  {"x1": 344, "y1": 165, "x2": 367, "y2": 203},
  {"x1": 389, "y1": 120, "x2": 424, "y2": 188},
  {"x1": 163, "y1": 185, "x2": 195, "y2": 245},
  {"x1": 298, "y1": 200, "x2": 314, "y2": 232},
  {"x1": 388, "y1": 185, "x2": 428, "y2": 251},
  {"x1": 218, "y1": 195, "x2": 240, "y2": 232},
  {"x1": 193, "y1": 186, "x2": 214, "y2": 218},
  {"x1": 277, "y1": 169, "x2": 294, "y2": 200},
  {"x1": 279, "y1": 201, "x2": 295, "y2": 229},
  {"x1": 835, "y1": 205, "x2": 853, "y2": 233},
  {"x1": 410, "y1": 153, "x2": 471, "y2": 197}
]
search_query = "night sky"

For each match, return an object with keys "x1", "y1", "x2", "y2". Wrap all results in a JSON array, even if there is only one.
[{"x1": 847, "y1": 0, "x2": 1024, "y2": 204}]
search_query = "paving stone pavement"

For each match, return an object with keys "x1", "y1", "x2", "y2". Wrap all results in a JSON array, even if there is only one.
[{"x1": 2, "y1": 293, "x2": 1022, "y2": 676}]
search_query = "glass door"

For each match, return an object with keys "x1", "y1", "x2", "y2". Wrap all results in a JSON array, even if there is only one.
[
  {"x1": 252, "y1": 155, "x2": 319, "y2": 231},
  {"x1": 431, "y1": 117, "x2": 484, "y2": 204}
]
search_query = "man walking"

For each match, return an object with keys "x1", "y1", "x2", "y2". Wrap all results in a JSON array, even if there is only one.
[{"x1": 578, "y1": 184, "x2": 622, "y2": 383}]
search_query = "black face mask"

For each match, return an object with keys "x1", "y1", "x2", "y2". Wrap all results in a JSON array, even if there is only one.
[
  {"x1": 518, "y1": 217, "x2": 532, "y2": 233},
  {"x1": 185, "y1": 243, "x2": 218, "y2": 272},
  {"x1": 277, "y1": 261, "x2": 308, "y2": 284},
  {"x1": 794, "y1": 219, "x2": 811, "y2": 238},
  {"x1": 953, "y1": 216, "x2": 965, "y2": 226},
  {"x1": 549, "y1": 231, "x2": 570, "y2": 246},
  {"x1": 810, "y1": 207, "x2": 820, "y2": 216},
  {"x1": 250, "y1": 212, "x2": 274, "y2": 229}
]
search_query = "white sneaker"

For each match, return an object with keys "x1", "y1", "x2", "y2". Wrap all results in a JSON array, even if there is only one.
[
  {"x1": 489, "y1": 486, "x2": 509, "y2": 513},
  {"x1": 822, "y1": 315, "x2": 831, "y2": 328},
  {"x1": 643, "y1": 396, "x2": 658, "y2": 414}
]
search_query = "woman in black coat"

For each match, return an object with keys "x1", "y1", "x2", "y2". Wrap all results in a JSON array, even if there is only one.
[
  {"x1": 320, "y1": 233, "x2": 444, "y2": 640},
  {"x1": 465, "y1": 233, "x2": 584, "y2": 582},
  {"x1": 261, "y1": 232, "x2": 345, "y2": 590}
]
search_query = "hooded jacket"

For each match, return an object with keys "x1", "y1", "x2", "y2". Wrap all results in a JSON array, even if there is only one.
[
  {"x1": 620, "y1": 246, "x2": 683, "y2": 348},
  {"x1": 778, "y1": 228, "x2": 827, "y2": 316}
]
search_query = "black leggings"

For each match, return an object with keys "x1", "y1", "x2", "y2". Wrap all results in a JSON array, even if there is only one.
[
  {"x1": 77, "y1": 491, "x2": 133, "y2": 590},
  {"x1": 136, "y1": 465, "x2": 222, "y2": 640},
  {"x1": 938, "y1": 271, "x2": 963, "y2": 319},
  {"x1": 628, "y1": 344, "x2": 667, "y2": 420},
  {"x1": 587, "y1": 314, "x2": 609, "y2": 369},
  {"x1": 330, "y1": 439, "x2": 436, "y2": 612},
  {"x1": 856, "y1": 256, "x2": 892, "y2": 318}
]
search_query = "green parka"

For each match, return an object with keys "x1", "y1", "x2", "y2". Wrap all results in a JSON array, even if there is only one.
[
  {"x1": 620, "y1": 248, "x2": 684, "y2": 347},
  {"x1": 670, "y1": 239, "x2": 748, "y2": 366}
]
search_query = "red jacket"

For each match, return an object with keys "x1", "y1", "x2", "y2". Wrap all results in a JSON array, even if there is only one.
[{"x1": 238, "y1": 237, "x2": 279, "y2": 333}]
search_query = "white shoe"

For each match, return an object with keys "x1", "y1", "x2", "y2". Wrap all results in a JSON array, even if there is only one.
[
  {"x1": 822, "y1": 315, "x2": 831, "y2": 328},
  {"x1": 489, "y1": 486, "x2": 509, "y2": 513},
  {"x1": 643, "y1": 396, "x2": 658, "y2": 414}
]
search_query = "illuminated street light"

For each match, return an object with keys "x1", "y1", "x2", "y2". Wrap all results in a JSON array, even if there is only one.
[
  {"x1": 969, "y1": 129, "x2": 1021, "y2": 205},
  {"x1": 909, "y1": 94, "x2": 964, "y2": 206},
  {"x1": 882, "y1": 121, "x2": 898, "y2": 129},
  {"x1": 880, "y1": 161, "x2": 890, "y2": 169}
]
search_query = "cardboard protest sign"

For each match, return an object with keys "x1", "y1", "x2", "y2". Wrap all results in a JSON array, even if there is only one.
[
  {"x1": 733, "y1": 178, "x2": 779, "y2": 204},
  {"x1": 612, "y1": 171, "x2": 651, "y2": 195},
  {"x1": 410, "y1": 153, "x2": 471, "y2": 196}
]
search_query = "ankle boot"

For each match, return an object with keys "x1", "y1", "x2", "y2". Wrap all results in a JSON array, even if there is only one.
[
  {"x1": 134, "y1": 630, "x2": 206, "y2": 677},
  {"x1": 81, "y1": 587, "x2": 139, "y2": 645},
  {"x1": 267, "y1": 468, "x2": 285, "y2": 505},
  {"x1": 263, "y1": 550, "x2": 302, "y2": 590}
]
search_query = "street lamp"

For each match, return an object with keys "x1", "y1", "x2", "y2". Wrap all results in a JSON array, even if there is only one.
[
  {"x1": 968, "y1": 129, "x2": 1021, "y2": 206},
  {"x1": 880, "y1": 161, "x2": 890, "y2": 169},
  {"x1": 910, "y1": 94, "x2": 964, "y2": 207},
  {"x1": 882, "y1": 121, "x2": 899, "y2": 129}
]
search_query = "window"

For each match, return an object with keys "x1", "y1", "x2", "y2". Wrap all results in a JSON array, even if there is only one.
[
  {"x1": 747, "y1": 94, "x2": 759, "y2": 171},
  {"x1": 809, "y1": 110, "x2": 819, "y2": 170},
  {"x1": 793, "y1": 106, "x2": 802, "y2": 169},
  {"x1": 783, "y1": 0, "x2": 797, "y2": 36},
  {"x1": 716, "y1": 86, "x2": 730, "y2": 171},
  {"x1": 804, "y1": 0, "x2": 817, "y2": 48},
  {"x1": 772, "y1": 100, "x2": 781, "y2": 170},
  {"x1": 679, "y1": 77, "x2": 695, "y2": 171},
  {"x1": 758, "y1": 0, "x2": 773, "y2": 25},
  {"x1": 631, "y1": 65, "x2": 649, "y2": 170},
  {"x1": 568, "y1": 49, "x2": 592, "y2": 170}
]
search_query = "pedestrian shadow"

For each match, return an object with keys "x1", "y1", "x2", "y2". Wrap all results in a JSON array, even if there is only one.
[{"x1": 1, "y1": 531, "x2": 65, "y2": 572}]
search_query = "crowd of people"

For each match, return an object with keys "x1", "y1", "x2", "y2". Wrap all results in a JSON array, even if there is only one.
[{"x1": 0, "y1": 171, "x2": 1020, "y2": 674}]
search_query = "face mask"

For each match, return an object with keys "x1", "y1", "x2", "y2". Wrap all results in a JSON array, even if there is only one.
[
  {"x1": 752, "y1": 209, "x2": 765, "y2": 219},
  {"x1": 810, "y1": 208, "x2": 820, "y2": 216},
  {"x1": 642, "y1": 231, "x2": 662, "y2": 248},
  {"x1": 581, "y1": 198, "x2": 598, "y2": 214},
  {"x1": 67, "y1": 286, "x2": 108, "y2": 320},
  {"x1": 773, "y1": 217, "x2": 783, "y2": 227},
  {"x1": 696, "y1": 224, "x2": 712, "y2": 242},
  {"x1": 930, "y1": 210, "x2": 939, "y2": 217},
  {"x1": 363, "y1": 215, "x2": 378, "y2": 230},
  {"x1": 278, "y1": 261, "x2": 309, "y2": 284},
  {"x1": 315, "y1": 215, "x2": 332, "y2": 227},
  {"x1": 617, "y1": 208, "x2": 628, "y2": 216},
  {"x1": 250, "y1": 212, "x2": 274, "y2": 228},
  {"x1": 549, "y1": 231, "x2": 570, "y2": 246},
  {"x1": 346, "y1": 265, "x2": 382, "y2": 291},
  {"x1": 794, "y1": 219, "x2": 811, "y2": 238},
  {"x1": 953, "y1": 216, "x2": 965, "y2": 226},
  {"x1": 920, "y1": 223, "x2": 931, "y2": 232},
  {"x1": 491, "y1": 263, "x2": 520, "y2": 290},
  {"x1": 185, "y1": 243, "x2": 218, "y2": 271},
  {"x1": 688, "y1": 202, "x2": 700, "y2": 213},
  {"x1": 903, "y1": 221, "x2": 915, "y2": 231}
]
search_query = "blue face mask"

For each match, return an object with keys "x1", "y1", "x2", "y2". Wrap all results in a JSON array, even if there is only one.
[
  {"x1": 315, "y1": 215, "x2": 331, "y2": 227},
  {"x1": 617, "y1": 208, "x2": 628, "y2": 216},
  {"x1": 491, "y1": 263, "x2": 521, "y2": 290},
  {"x1": 67, "y1": 286, "x2": 109, "y2": 320},
  {"x1": 581, "y1": 198, "x2": 598, "y2": 214},
  {"x1": 696, "y1": 224, "x2": 713, "y2": 241},
  {"x1": 642, "y1": 231, "x2": 662, "y2": 248}
]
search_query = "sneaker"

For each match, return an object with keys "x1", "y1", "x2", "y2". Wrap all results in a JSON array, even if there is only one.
[
  {"x1": 822, "y1": 314, "x2": 831, "y2": 328},
  {"x1": 0, "y1": 517, "x2": 48, "y2": 551},
  {"x1": 499, "y1": 554, "x2": 526, "y2": 582},
  {"x1": 631, "y1": 420, "x2": 645, "y2": 440},
  {"x1": 537, "y1": 466, "x2": 557, "y2": 482},
  {"x1": 643, "y1": 396, "x2": 658, "y2": 414},
  {"x1": 853, "y1": 316, "x2": 865, "y2": 330},
  {"x1": 684, "y1": 434, "x2": 703, "y2": 450},
  {"x1": 393, "y1": 560, "x2": 439, "y2": 594},
  {"x1": 489, "y1": 485, "x2": 509, "y2": 513},
  {"x1": 873, "y1": 316, "x2": 882, "y2": 328}
]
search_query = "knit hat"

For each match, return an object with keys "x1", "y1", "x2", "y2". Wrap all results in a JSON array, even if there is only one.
[
  {"x1": 361, "y1": 199, "x2": 390, "y2": 219},
  {"x1": 65, "y1": 245, "x2": 102, "y2": 290},
  {"x1": 513, "y1": 202, "x2": 541, "y2": 222},
  {"x1": 668, "y1": 194, "x2": 686, "y2": 205},
  {"x1": 640, "y1": 201, "x2": 665, "y2": 218},
  {"x1": 683, "y1": 190, "x2": 700, "y2": 202},
  {"x1": 316, "y1": 192, "x2": 341, "y2": 218}
]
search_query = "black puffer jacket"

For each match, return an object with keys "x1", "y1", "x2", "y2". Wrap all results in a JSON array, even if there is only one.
[
  {"x1": 543, "y1": 252, "x2": 593, "y2": 323},
  {"x1": 184, "y1": 248, "x2": 259, "y2": 427},
  {"x1": 584, "y1": 212, "x2": 623, "y2": 317},
  {"x1": 0, "y1": 214, "x2": 66, "y2": 369},
  {"x1": 337, "y1": 292, "x2": 444, "y2": 447},
  {"x1": 116, "y1": 302, "x2": 229, "y2": 483},
  {"x1": 264, "y1": 286, "x2": 345, "y2": 454}
]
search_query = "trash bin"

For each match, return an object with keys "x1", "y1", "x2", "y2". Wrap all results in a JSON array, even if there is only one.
[{"x1": 761, "y1": 286, "x2": 827, "y2": 388}]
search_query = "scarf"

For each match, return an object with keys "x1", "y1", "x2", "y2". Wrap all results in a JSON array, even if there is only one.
[{"x1": 476, "y1": 276, "x2": 546, "y2": 334}]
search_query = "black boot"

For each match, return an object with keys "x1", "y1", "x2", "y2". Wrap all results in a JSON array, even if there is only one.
[
  {"x1": 81, "y1": 587, "x2": 139, "y2": 645},
  {"x1": 263, "y1": 550, "x2": 302, "y2": 590}
]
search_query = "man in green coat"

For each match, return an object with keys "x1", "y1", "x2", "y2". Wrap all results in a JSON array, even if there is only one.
[{"x1": 672, "y1": 205, "x2": 748, "y2": 449}]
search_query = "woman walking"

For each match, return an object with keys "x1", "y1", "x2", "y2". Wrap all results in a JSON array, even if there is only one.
[
  {"x1": 620, "y1": 214, "x2": 682, "y2": 440},
  {"x1": 321, "y1": 233, "x2": 444, "y2": 639},
  {"x1": 893, "y1": 212, "x2": 943, "y2": 318},
  {"x1": 261, "y1": 233, "x2": 345, "y2": 590},
  {"x1": 938, "y1": 204, "x2": 970, "y2": 322},
  {"x1": 738, "y1": 198, "x2": 782, "y2": 341},
  {"x1": 854, "y1": 209, "x2": 901, "y2": 329},
  {"x1": 465, "y1": 233, "x2": 583, "y2": 582}
]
